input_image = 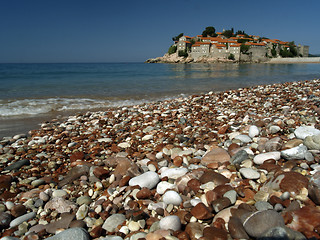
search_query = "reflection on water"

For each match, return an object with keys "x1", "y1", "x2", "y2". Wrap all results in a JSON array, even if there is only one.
[{"x1": 165, "y1": 63, "x2": 320, "y2": 93}]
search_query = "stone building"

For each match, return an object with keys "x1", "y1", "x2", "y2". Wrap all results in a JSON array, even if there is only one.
[
  {"x1": 174, "y1": 34, "x2": 309, "y2": 62},
  {"x1": 297, "y1": 45, "x2": 309, "y2": 57}
]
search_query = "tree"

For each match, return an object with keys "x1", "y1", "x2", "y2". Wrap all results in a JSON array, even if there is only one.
[
  {"x1": 168, "y1": 45, "x2": 177, "y2": 55},
  {"x1": 202, "y1": 26, "x2": 217, "y2": 37},
  {"x1": 178, "y1": 50, "x2": 188, "y2": 58},
  {"x1": 240, "y1": 44, "x2": 250, "y2": 54},
  {"x1": 288, "y1": 41, "x2": 297, "y2": 57},
  {"x1": 172, "y1": 33, "x2": 184, "y2": 42},
  {"x1": 222, "y1": 29, "x2": 234, "y2": 38},
  {"x1": 228, "y1": 54, "x2": 235, "y2": 60}
]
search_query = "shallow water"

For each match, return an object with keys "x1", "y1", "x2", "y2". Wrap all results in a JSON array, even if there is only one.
[{"x1": 0, "y1": 62, "x2": 319, "y2": 138}]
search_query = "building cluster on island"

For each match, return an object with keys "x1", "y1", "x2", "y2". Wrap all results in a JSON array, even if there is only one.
[{"x1": 146, "y1": 27, "x2": 309, "y2": 63}]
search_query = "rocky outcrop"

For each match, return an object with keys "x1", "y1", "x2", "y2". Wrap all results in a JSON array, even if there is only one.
[
  {"x1": 146, "y1": 53, "x2": 238, "y2": 64},
  {"x1": 145, "y1": 53, "x2": 193, "y2": 63}
]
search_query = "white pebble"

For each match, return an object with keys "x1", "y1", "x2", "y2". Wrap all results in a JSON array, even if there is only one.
[
  {"x1": 159, "y1": 215, "x2": 181, "y2": 231},
  {"x1": 129, "y1": 171, "x2": 160, "y2": 189},
  {"x1": 162, "y1": 191, "x2": 182, "y2": 206},
  {"x1": 253, "y1": 152, "x2": 281, "y2": 165},
  {"x1": 160, "y1": 167, "x2": 188, "y2": 179},
  {"x1": 249, "y1": 125, "x2": 260, "y2": 138},
  {"x1": 156, "y1": 181, "x2": 175, "y2": 195}
]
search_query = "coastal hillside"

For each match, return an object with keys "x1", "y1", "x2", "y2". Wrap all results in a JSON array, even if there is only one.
[{"x1": 146, "y1": 26, "x2": 309, "y2": 63}]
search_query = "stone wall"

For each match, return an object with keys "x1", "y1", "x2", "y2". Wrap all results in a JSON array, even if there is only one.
[{"x1": 268, "y1": 57, "x2": 320, "y2": 63}]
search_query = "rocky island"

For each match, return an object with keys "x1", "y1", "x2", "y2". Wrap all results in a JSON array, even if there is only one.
[{"x1": 146, "y1": 27, "x2": 310, "y2": 63}]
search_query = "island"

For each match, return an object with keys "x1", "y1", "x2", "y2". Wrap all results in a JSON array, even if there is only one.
[{"x1": 146, "y1": 26, "x2": 310, "y2": 63}]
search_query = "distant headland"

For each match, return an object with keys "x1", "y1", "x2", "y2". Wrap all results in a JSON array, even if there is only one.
[{"x1": 146, "y1": 26, "x2": 311, "y2": 63}]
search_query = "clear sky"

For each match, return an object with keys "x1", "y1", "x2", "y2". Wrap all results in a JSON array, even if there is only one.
[{"x1": 1, "y1": 0, "x2": 319, "y2": 63}]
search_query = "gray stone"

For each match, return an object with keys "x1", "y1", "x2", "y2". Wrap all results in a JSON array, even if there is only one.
[
  {"x1": 254, "y1": 201, "x2": 273, "y2": 211},
  {"x1": 230, "y1": 150, "x2": 248, "y2": 165},
  {"x1": 58, "y1": 165, "x2": 90, "y2": 187},
  {"x1": 280, "y1": 191, "x2": 291, "y2": 201},
  {"x1": 76, "y1": 196, "x2": 92, "y2": 206},
  {"x1": 44, "y1": 197, "x2": 77, "y2": 213},
  {"x1": 234, "y1": 134, "x2": 252, "y2": 143},
  {"x1": 294, "y1": 126, "x2": 320, "y2": 139},
  {"x1": 39, "y1": 191, "x2": 50, "y2": 202},
  {"x1": 9, "y1": 212, "x2": 36, "y2": 228},
  {"x1": 239, "y1": 168, "x2": 260, "y2": 179},
  {"x1": 129, "y1": 232, "x2": 147, "y2": 240},
  {"x1": 76, "y1": 204, "x2": 89, "y2": 220},
  {"x1": 102, "y1": 214, "x2": 126, "y2": 232},
  {"x1": 98, "y1": 237, "x2": 123, "y2": 240},
  {"x1": 281, "y1": 144, "x2": 313, "y2": 161},
  {"x1": 258, "y1": 226, "x2": 306, "y2": 240},
  {"x1": 274, "y1": 203, "x2": 284, "y2": 212},
  {"x1": 243, "y1": 210, "x2": 285, "y2": 238},
  {"x1": 5, "y1": 159, "x2": 30, "y2": 171},
  {"x1": 0, "y1": 212, "x2": 11, "y2": 228},
  {"x1": 269, "y1": 125, "x2": 281, "y2": 134},
  {"x1": 31, "y1": 179, "x2": 45, "y2": 187},
  {"x1": 265, "y1": 137, "x2": 282, "y2": 152},
  {"x1": 308, "y1": 171, "x2": 320, "y2": 204},
  {"x1": 223, "y1": 190, "x2": 237, "y2": 204},
  {"x1": 45, "y1": 227, "x2": 90, "y2": 240},
  {"x1": 1, "y1": 237, "x2": 20, "y2": 240},
  {"x1": 304, "y1": 134, "x2": 320, "y2": 150},
  {"x1": 149, "y1": 221, "x2": 160, "y2": 232}
]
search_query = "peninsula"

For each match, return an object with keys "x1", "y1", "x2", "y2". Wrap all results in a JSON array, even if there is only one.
[{"x1": 146, "y1": 27, "x2": 310, "y2": 63}]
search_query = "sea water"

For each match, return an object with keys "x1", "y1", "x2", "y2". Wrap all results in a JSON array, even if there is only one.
[{"x1": 0, "y1": 62, "x2": 320, "y2": 138}]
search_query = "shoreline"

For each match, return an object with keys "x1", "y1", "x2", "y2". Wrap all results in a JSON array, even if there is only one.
[
  {"x1": 146, "y1": 55, "x2": 320, "y2": 64},
  {"x1": 1, "y1": 79, "x2": 320, "y2": 239}
]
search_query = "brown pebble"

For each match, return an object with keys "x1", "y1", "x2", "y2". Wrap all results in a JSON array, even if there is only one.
[
  {"x1": 0, "y1": 175, "x2": 13, "y2": 189},
  {"x1": 173, "y1": 156, "x2": 183, "y2": 167},
  {"x1": 190, "y1": 203, "x2": 213, "y2": 220},
  {"x1": 69, "y1": 220, "x2": 86, "y2": 228},
  {"x1": 119, "y1": 175, "x2": 131, "y2": 187},
  {"x1": 211, "y1": 197, "x2": 232, "y2": 213},
  {"x1": 70, "y1": 151, "x2": 85, "y2": 162},
  {"x1": 228, "y1": 216, "x2": 249, "y2": 239},
  {"x1": 203, "y1": 226, "x2": 228, "y2": 240},
  {"x1": 93, "y1": 167, "x2": 109, "y2": 179},
  {"x1": 136, "y1": 187, "x2": 152, "y2": 199},
  {"x1": 90, "y1": 225, "x2": 103, "y2": 238},
  {"x1": 187, "y1": 179, "x2": 201, "y2": 193},
  {"x1": 11, "y1": 204, "x2": 26, "y2": 218}
]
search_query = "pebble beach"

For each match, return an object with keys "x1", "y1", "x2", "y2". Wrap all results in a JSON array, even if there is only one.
[{"x1": 1, "y1": 79, "x2": 320, "y2": 240}]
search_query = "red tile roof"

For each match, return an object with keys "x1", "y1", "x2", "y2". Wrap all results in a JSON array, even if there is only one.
[{"x1": 230, "y1": 44, "x2": 241, "y2": 47}]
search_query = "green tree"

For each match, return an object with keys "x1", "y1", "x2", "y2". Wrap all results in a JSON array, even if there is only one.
[
  {"x1": 178, "y1": 50, "x2": 188, "y2": 57},
  {"x1": 222, "y1": 29, "x2": 234, "y2": 38},
  {"x1": 202, "y1": 26, "x2": 217, "y2": 37},
  {"x1": 168, "y1": 45, "x2": 177, "y2": 55},
  {"x1": 288, "y1": 41, "x2": 297, "y2": 57},
  {"x1": 228, "y1": 53, "x2": 235, "y2": 60},
  {"x1": 235, "y1": 30, "x2": 249, "y2": 38},
  {"x1": 172, "y1": 33, "x2": 184, "y2": 42},
  {"x1": 237, "y1": 39, "x2": 249, "y2": 44},
  {"x1": 240, "y1": 44, "x2": 250, "y2": 54},
  {"x1": 190, "y1": 38, "x2": 196, "y2": 45}
]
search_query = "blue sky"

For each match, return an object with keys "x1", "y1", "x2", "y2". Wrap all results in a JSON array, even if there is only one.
[{"x1": 1, "y1": 0, "x2": 319, "y2": 63}]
